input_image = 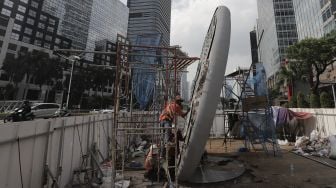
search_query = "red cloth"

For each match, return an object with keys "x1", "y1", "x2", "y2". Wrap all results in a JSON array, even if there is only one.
[{"x1": 288, "y1": 110, "x2": 313, "y2": 120}]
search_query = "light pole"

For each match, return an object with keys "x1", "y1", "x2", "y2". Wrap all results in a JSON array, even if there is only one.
[{"x1": 65, "y1": 55, "x2": 80, "y2": 109}]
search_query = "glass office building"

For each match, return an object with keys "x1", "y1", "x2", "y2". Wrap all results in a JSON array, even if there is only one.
[
  {"x1": 320, "y1": 0, "x2": 336, "y2": 34},
  {"x1": 42, "y1": 0, "x2": 93, "y2": 50},
  {"x1": 85, "y1": 0, "x2": 128, "y2": 61},
  {"x1": 127, "y1": 0, "x2": 171, "y2": 46},
  {"x1": 293, "y1": 0, "x2": 324, "y2": 39},
  {"x1": 257, "y1": 0, "x2": 298, "y2": 79},
  {"x1": 43, "y1": 0, "x2": 128, "y2": 61}
]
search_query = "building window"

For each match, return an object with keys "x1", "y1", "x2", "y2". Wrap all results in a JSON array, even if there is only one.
[
  {"x1": 40, "y1": 14, "x2": 47, "y2": 21},
  {"x1": 12, "y1": 23, "x2": 21, "y2": 31},
  {"x1": 1, "y1": 8, "x2": 11, "y2": 17},
  {"x1": 31, "y1": 1, "x2": 39, "y2": 8},
  {"x1": 18, "y1": 5, "x2": 26, "y2": 13},
  {"x1": 34, "y1": 39, "x2": 41, "y2": 46},
  {"x1": 24, "y1": 27, "x2": 32, "y2": 35},
  {"x1": 38, "y1": 22, "x2": 45, "y2": 29},
  {"x1": 28, "y1": 9, "x2": 36, "y2": 17},
  {"x1": 10, "y1": 32, "x2": 19, "y2": 40},
  {"x1": 49, "y1": 19, "x2": 55, "y2": 25},
  {"x1": 47, "y1": 26, "x2": 54, "y2": 33},
  {"x1": 36, "y1": 31, "x2": 43, "y2": 38},
  {"x1": 45, "y1": 35, "x2": 52, "y2": 41},
  {"x1": 8, "y1": 43, "x2": 17, "y2": 50},
  {"x1": 20, "y1": 0, "x2": 28, "y2": 4},
  {"x1": 27, "y1": 18, "x2": 34, "y2": 25},
  {"x1": 0, "y1": 29, "x2": 6, "y2": 36},
  {"x1": 44, "y1": 43, "x2": 50, "y2": 49},
  {"x1": 22, "y1": 36, "x2": 30, "y2": 43},
  {"x1": 4, "y1": 0, "x2": 14, "y2": 8},
  {"x1": 15, "y1": 14, "x2": 24, "y2": 21},
  {"x1": 55, "y1": 38, "x2": 60, "y2": 44}
]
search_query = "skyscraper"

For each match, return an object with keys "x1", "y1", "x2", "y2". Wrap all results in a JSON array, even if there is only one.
[
  {"x1": 127, "y1": 0, "x2": 171, "y2": 46},
  {"x1": 43, "y1": 0, "x2": 128, "y2": 54},
  {"x1": 257, "y1": 0, "x2": 298, "y2": 81},
  {"x1": 321, "y1": 0, "x2": 336, "y2": 34},
  {"x1": 42, "y1": 0, "x2": 93, "y2": 50},
  {"x1": 293, "y1": 0, "x2": 324, "y2": 40}
]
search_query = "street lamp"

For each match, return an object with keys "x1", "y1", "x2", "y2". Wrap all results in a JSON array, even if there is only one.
[{"x1": 65, "y1": 55, "x2": 81, "y2": 109}]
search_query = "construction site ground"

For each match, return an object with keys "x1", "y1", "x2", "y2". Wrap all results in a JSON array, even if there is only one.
[{"x1": 123, "y1": 138, "x2": 336, "y2": 188}]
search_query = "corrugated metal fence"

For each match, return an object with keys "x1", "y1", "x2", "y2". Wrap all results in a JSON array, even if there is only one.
[{"x1": 0, "y1": 114, "x2": 112, "y2": 188}]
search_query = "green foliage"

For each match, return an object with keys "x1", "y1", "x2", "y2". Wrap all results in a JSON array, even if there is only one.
[
  {"x1": 297, "y1": 92, "x2": 309, "y2": 108},
  {"x1": 309, "y1": 93, "x2": 320, "y2": 108},
  {"x1": 1, "y1": 51, "x2": 63, "y2": 100},
  {"x1": 289, "y1": 94, "x2": 297, "y2": 108},
  {"x1": 286, "y1": 33, "x2": 336, "y2": 94},
  {"x1": 320, "y1": 91, "x2": 334, "y2": 108}
]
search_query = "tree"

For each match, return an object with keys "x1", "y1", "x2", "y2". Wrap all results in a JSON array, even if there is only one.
[
  {"x1": 297, "y1": 91, "x2": 309, "y2": 108},
  {"x1": 309, "y1": 93, "x2": 320, "y2": 108},
  {"x1": 287, "y1": 31, "x2": 336, "y2": 94},
  {"x1": 289, "y1": 94, "x2": 297, "y2": 108},
  {"x1": 320, "y1": 91, "x2": 334, "y2": 108},
  {"x1": 2, "y1": 51, "x2": 64, "y2": 100}
]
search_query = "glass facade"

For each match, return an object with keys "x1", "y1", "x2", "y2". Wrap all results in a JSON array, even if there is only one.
[
  {"x1": 42, "y1": 0, "x2": 93, "y2": 50},
  {"x1": 320, "y1": 0, "x2": 336, "y2": 34},
  {"x1": 43, "y1": 0, "x2": 128, "y2": 60},
  {"x1": 85, "y1": 0, "x2": 128, "y2": 61},
  {"x1": 0, "y1": 0, "x2": 72, "y2": 50},
  {"x1": 293, "y1": 0, "x2": 324, "y2": 39},
  {"x1": 257, "y1": 0, "x2": 298, "y2": 79},
  {"x1": 127, "y1": 0, "x2": 171, "y2": 46}
]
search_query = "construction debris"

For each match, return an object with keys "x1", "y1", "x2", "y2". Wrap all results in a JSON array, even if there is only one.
[{"x1": 293, "y1": 130, "x2": 335, "y2": 159}]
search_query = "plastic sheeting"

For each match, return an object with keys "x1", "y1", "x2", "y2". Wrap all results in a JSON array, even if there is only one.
[
  {"x1": 272, "y1": 106, "x2": 313, "y2": 127},
  {"x1": 132, "y1": 34, "x2": 162, "y2": 109}
]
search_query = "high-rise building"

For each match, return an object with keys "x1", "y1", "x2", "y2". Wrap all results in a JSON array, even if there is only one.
[
  {"x1": 85, "y1": 0, "x2": 128, "y2": 61},
  {"x1": 0, "y1": 0, "x2": 72, "y2": 67},
  {"x1": 0, "y1": 0, "x2": 129, "y2": 100},
  {"x1": 42, "y1": 0, "x2": 93, "y2": 50},
  {"x1": 43, "y1": 0, "x2": 128, "y2": 55},
  {"x1": 127, "y1": 0, "x2": 171, "y2": 46},
  {"x1": 320, "y1": 0, "x2": 336, "y2": 34},
  {"x1": 257, "y1": 0, "x2": 298, "y2": 81},
  {"x1": 293, "y1": 0, "x2": 324, "y2": 39}
]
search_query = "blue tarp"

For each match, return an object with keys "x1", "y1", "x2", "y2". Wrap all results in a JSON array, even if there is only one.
[{"x1": 132, "y1": 34, "x2": 162, "y2": 109}]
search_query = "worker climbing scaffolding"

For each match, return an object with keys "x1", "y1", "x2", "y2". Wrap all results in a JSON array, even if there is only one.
[{"x1": 159, "y1": 95, "x2": 190, "y2": 144}]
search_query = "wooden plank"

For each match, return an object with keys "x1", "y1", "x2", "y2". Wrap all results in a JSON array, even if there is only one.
[{"x1": 243, "y1": 96, "x2": 268, "y2": 112}]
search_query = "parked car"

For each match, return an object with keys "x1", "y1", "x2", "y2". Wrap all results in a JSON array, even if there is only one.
[
  {"x1": 100, "y1": 109, "x2": 114, "y2": 114},
  {"x1": 31, "y1": 103, "x2": 60, "y2": 118}
]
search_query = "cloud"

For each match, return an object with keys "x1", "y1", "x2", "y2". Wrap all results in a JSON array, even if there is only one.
[{"x1": 171, "y1": 0, "x2": 258, "y2": 80}]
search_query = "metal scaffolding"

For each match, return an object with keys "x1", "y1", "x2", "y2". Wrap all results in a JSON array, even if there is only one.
[{"x1": 111, "y1": 35, "x2": 199, "y2": 187}]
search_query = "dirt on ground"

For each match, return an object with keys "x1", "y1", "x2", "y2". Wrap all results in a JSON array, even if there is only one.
[{"x1": 123, "y1": 138, "x2": 336, "y2": 188}]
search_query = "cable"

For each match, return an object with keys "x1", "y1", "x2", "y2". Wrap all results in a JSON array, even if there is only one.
[{"x1": 17, "y1": 137, "x2": 24, "y2": 188}]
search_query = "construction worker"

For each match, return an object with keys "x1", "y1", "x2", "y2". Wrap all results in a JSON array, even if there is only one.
[
  {"x1": 159, "y1": 95, "x2": 190, "y2": 144},
  {"x1": 144, "y1": 144, "x2": 165, "y2": 181}
]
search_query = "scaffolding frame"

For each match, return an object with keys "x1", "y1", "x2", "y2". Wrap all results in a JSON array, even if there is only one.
[
  {"x1": 55, "y1": 36, "x2": 198, "y2": 186},
  {"x1": 220, "y1": 64, "x2": 281, "y2": 156},
  {"x1": 111, "y1": 35, "x2": 199, "y2": 187}
]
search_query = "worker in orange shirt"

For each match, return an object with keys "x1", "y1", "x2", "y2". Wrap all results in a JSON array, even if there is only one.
[{"x1": 159, "y1": 95, "x2": 190, "y2": 144}]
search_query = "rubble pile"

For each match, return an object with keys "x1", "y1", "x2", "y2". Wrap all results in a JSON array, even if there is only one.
[{"x1": 293, "y1": 130, "x2": 332, "y2": 158}]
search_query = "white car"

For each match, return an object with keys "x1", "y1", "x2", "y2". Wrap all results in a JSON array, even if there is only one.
[{"x1": 31, "y1": 103, "x2": 61, "y2": 118}]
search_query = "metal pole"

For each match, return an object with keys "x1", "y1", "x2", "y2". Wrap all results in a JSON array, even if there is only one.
[
  {"x1": 66, "y1": 59, "x2": 75, "y2": 109},
  {"x1": 332, "y1": 84, "x2": 336, "y2": 108}
]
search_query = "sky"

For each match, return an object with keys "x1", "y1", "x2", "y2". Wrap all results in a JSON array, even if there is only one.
[{"x1": 120, "y1": 0, "x2": 258, "y2": 81}]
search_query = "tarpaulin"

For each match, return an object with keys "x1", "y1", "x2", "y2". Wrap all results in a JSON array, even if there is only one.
[
  {"x1": 288, "y1": 110, "x2": 313, "y2": 120},
  {"x1": 272, "y1": 107, "x2": 313, "y2": 127}
]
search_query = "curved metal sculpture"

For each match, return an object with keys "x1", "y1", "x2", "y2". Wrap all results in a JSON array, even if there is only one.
[{"x1": 177, "y1": 6, "x2": 231, "y2": 181}]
